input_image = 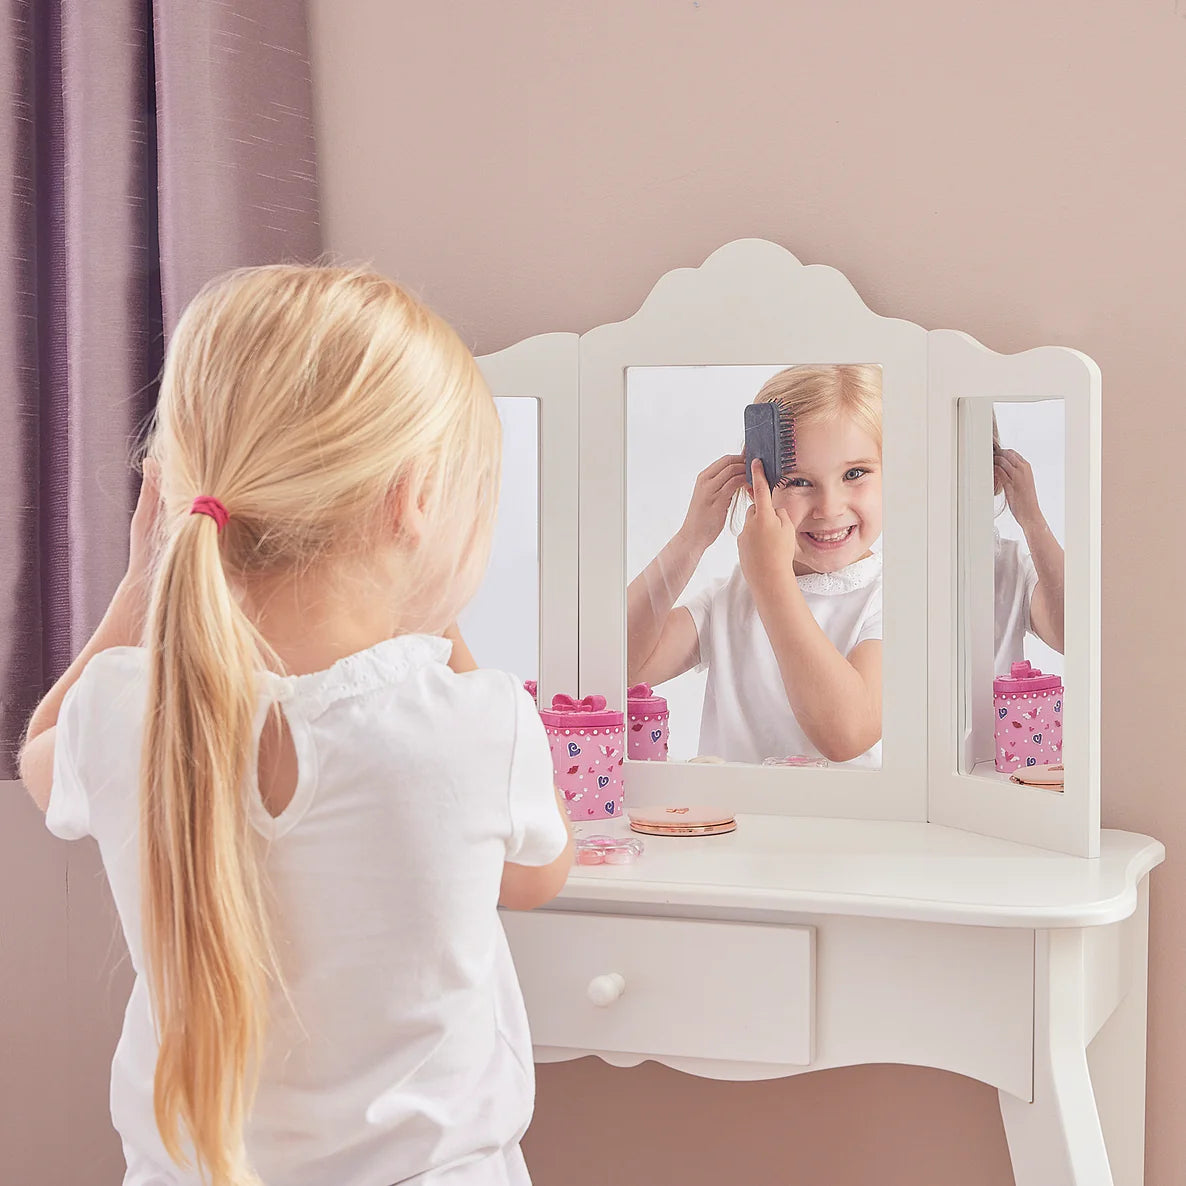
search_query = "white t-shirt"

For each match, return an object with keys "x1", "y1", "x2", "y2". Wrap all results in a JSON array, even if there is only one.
[
  {"x1": 994, "y1": 532, "x2": 1039, "y2": 676},
  {"x1": 46, "y1": 635, "x2": 568, "y2": 1186},
  {"x1": 681, "y1": 553, "x2": 883, "y2": 768}
]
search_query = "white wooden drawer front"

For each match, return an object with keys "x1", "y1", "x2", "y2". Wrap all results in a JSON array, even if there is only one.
[{"x1": 502, "y1": 910, "x2": 814, "y2": 1065}]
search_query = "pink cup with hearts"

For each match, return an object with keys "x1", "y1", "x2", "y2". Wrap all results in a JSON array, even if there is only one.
[
  {"x1": 993, "y1": 662, "x2": 1064, "y2": 774},
  {"x1": 539, "y1": 694, "x2": 626, "y2": 821},
  {"x1": 627, "y1": 683, "x2": 669, "y2": 762}
]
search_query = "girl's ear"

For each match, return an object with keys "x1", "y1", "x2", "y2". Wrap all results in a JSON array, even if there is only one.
[{"x1": 386, "y1": 473, "x2": 428, "y2": 546}]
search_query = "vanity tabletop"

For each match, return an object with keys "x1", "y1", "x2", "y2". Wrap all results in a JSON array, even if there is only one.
[{"x1": 555, "y1": 817, "x2": 1164, "y2": 928}]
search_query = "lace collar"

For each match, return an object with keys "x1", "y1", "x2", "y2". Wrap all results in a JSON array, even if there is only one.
[{"x1": 796, "y1": 551, "x2": 882, "y2": 596}]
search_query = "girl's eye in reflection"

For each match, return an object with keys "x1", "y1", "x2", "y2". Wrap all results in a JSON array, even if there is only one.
[
  {"x1": 844, "y1": 468, "x2": 871, "y2": 482},
  {"x1": 787, "y1": 477, "x2": 812, "y2": 489}
]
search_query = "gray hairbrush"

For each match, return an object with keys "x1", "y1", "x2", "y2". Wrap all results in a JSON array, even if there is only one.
[{"x1": 743, "y1": 400, "x2": 796, "y2": 490}]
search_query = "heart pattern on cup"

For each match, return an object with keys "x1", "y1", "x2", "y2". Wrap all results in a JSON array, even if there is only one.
[
  {"x1": 604, "y1": 800, "x2": 616, "y2": 815},
  {"x1": 998, "y1": 708, "x2": 1008, "y2": 719},
  {"x1": 1055, "y1": 700, "x2": 1062, "y2": 712},
  {"x1": 1026, "y1": 757, "x2": 1037, "y2": 766},
  {"x1": 597, "y1": 775, "x2": 610, "y2": 789},
  {"x1": 567, "y1": 742, "x2": 581, "y2": 757},
  {"x1": 1032, "y1": 733, "x2": 1042, "y2": 744},
  {"x1": 651, "y1": 729, "x2": 662, "y2": 743}
]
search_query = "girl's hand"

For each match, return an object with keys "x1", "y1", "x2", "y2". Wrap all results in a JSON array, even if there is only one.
[
  {"x1": 994, "y1": 447, "x2": 1043, "y2": 530},
  {"x1": 738, "y1": 459, "x2": 799, "y2": 593},
  {"x1": 678, "y1": 454, "x2": 748, "y2": 553}
]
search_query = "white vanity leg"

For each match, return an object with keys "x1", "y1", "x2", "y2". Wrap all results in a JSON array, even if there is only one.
[
  {"x1": 999, "y1": 928, "x2": 1113, "y2": 1186},
  {"x1": 1084, "y1": 881, "x2": 1150, "y2": 1186}
]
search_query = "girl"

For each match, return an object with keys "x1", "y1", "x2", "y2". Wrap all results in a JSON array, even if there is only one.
[
  {"x1": 627, "y1": 365, "x2": 883, "y2": 768},
  {"x1": 19, "y1": 266, "x2": 572, "y2": 1186},
  {"x1": 993, "y1": 415, "x2": 1065, "y2": 674}
]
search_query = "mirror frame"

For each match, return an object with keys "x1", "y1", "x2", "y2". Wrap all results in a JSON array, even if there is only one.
[
  {"x1": 928, "y1": 332, "x2": 1100, "y2": 856},
  {"x1": 579, "y1": 241, "x2": 930, "y2": 821}
]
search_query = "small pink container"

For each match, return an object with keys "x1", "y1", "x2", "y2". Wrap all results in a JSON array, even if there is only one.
[
  {"x1": 627, "y1": 683, "x2": 669, "y2": 762},
  {"x1": 523, "y1": 680, "x2": 538, "y2": 707},
  {"x1": 994, "y1": 661, "x2": 1064, "y2": 774},
  {"x1": 539, "y1": 694, "x2": 626, "y2": 821}
]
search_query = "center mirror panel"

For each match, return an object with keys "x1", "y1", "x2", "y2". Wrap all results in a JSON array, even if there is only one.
[{"x1": 626, "y1": 364, "x2": 884, "y2": 769}]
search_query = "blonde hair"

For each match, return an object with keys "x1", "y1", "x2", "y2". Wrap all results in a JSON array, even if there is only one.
[
  {"x1": 731, "y1": 364, "x2": 883, "y2": 524},
  {"x1": 140, "y1": 265, "x2": 500, "y2": 1185},
  {"x1": 751, "y1": 363, "x2": 882, "y2": 448}
]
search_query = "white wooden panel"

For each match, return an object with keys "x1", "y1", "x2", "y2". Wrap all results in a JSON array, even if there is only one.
[
  {"x1": 928, "y1": 330, "x2": 1100, "y2": 855},
  {"x1": 503, "y1": 910, "x2": 814, "y2": 1065},
  {"x1": 578, "y1": 239, "x2": 929, "y2": 820},
  {"x1": 477, "y1": 333, "x2": 579, "y2": 706}
]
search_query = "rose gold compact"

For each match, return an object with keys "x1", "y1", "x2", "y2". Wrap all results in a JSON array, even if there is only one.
[{"x1": 627, "y1": 805, "x2": 737, "y2": 837}]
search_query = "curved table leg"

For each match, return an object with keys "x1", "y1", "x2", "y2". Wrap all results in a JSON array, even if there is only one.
[{"x1": 999, "y1": 928, "x2": 1113, "y2": 1186}]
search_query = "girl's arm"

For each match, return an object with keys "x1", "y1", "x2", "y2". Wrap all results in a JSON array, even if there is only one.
[
  {"x1": 499, "y1": 789, "x2": 574, "y2": 910},
  {"x1": 739, "y1": 462, "x2": 881, "y2": 762},
  {"x1": 996, "y1": 448, "x2": 1065, "y2": 653},
  {"x1": 19, "y1": 466, "x2": 162, "y2": 808},
  {"x1": 627, "y1": 454, "x2": 747, "y2": 686}
]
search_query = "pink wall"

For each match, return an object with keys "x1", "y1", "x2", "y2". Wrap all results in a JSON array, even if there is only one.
[
  {"x1": 308, "y1": 2, "x2": 1185, "y2": 1184},
  {"x1": 4, "y1": 2, "x2": 1182, "y2": 1183}
]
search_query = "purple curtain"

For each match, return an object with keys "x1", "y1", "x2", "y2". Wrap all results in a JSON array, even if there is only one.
[{"x1": 1, "y1": 0, "x2": 320, "y2": 778}]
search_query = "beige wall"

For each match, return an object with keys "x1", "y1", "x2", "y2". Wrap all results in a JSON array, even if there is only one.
[
  {"x1": 307, "y1": 2, "x2": 1185, "y2": 1184},
  {"x1": 5, "y1": 2, "x2": 1182, "y2": 1182}
]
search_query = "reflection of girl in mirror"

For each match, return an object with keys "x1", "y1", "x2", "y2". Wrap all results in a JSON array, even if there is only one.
[
  {"x1": 627, "y1": 365, "x2": 883, "y2": 768},
  {"x1": 993, "y1": 414, "x2": 1065, "y2": 674}
]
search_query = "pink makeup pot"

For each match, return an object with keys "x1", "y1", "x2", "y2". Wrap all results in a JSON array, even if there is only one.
[
  {"x1": 993, "y1": 662, "x2": 1064, "y2": 774},
  {"x1": 627, "y1": 683, "x2": 669, "y2": 762},
  {"x1": 539, "y1": 694, "x2": 626, "y2": 822}
]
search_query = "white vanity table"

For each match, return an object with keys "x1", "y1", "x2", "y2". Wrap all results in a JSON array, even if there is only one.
[
  {"x1": 469, "y1": 240, "x2": 1164, "y2": 1186},
  {"x1": 505, "y1": 819, "x2": 1162, "y2": 1186}
]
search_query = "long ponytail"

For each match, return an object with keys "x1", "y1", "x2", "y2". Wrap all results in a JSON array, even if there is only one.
[{"x1": 141, "y1": 507, "x2": 271, "y2": 1186}]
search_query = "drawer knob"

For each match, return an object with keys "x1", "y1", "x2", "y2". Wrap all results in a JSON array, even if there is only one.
[{"x1": 587, "y1": 973, "x2": 626, "y2": 1007}]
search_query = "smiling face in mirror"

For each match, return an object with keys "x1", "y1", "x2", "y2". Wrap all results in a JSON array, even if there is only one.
[
  {"x1": 626, "y1": 364, "x2": 884, "y2": 770},
  {"x1": 774, "y1": 415, "x2": 883, "y2": 576}
]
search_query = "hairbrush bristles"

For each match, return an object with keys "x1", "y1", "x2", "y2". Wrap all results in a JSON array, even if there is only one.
[{"x1": 743, "y1": 399, "x2": 797, "y2": 491}]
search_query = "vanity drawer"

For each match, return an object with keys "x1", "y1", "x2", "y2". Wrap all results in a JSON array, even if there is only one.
[{"x1": 502, "y1": 910, "x2": 814, "y2": 1066}]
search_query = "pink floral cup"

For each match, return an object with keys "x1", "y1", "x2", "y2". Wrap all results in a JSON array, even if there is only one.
[
  {"x1": 539, "y1": 694, "x2": 626, "y2": 821},
  {"x1": 627, "y1": 683, "x2": 669, "y2": 762},
  {"x1": 994, "y1": 661, "x2": 1064, "y2": 774}
]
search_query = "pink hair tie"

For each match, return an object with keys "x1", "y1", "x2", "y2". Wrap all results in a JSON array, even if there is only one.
[{"x1": 190, "y1": 496, "x2": 230, "y2": 532}]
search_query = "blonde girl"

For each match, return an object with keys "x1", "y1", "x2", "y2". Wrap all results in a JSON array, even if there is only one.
[
  {"x1": 627, "y1": 365, "x2": 884, "y2": 767},
  {"x1": 20, "y1": 266, "x2": 572, "y2": 1186}
]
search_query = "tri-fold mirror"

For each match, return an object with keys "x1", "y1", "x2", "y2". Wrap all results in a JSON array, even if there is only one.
[{"x1": 475, "y1": 240, "x2": 1101, "y2": 856}]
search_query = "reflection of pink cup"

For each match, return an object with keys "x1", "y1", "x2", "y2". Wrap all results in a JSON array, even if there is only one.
[
  {"x1": 523, "y1": 680, "x2": 538, "y2": 707},
  {"x1": 993, "y1": 662, "x2": 1064, "y2": 774},
  {"x1": 539, "y1": 695, "x2": 626, "y2": 821},
  {"x1": 627, "y1": 684, "x2": 669, "y2": 762}
]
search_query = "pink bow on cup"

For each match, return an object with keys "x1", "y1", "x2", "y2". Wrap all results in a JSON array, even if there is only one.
[
  {"x1": 549, "y1": 693, "x2": 608, "y2": 713},
  {"x1": 626, "y1": 684, "x2": 653, "y2": 699}
]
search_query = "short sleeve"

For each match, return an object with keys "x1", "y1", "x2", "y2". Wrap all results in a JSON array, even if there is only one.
[
  {"x1": 505, "y1": 678, "x2": 569, "y2": 867},
  {"x1": 45, "y1": 678, "x2": 93, "y2": 841},
  {"x1": 680, "y1": 577, "x2": 726, "y2": 674},
  {"x1": 854, "y1": 588, "x2": 884, "y2": 648}
]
